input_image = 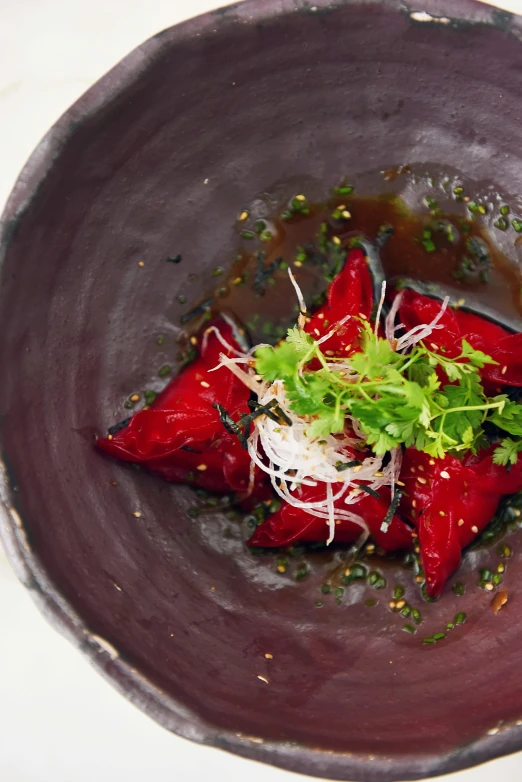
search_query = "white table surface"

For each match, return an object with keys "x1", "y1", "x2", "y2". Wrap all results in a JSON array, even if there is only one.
[{"x1": 1, "y1": 1, "x2": 522, "y2": 780}]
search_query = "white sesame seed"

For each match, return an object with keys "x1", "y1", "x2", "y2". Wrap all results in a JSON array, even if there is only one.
[
  {"x1": 200, "y1": 380, "x2": 210, "y2": 388},
  {"x1": 458, "y1": 519, "x2": 464, "y2": 526},
  {"x1": 501, "y1": 365, "x2": 508, "y2": 375},
  {"x1": 417, "y1": 476, "x2": 427, "y2": 485},
  {"x1": 332, "y1": 236, "x2": 341, "y2": 245},
  {"x1": 196, "y1": 464, "x2": 208, "y2": 471},
  {"x1": 317, "y1": 313, "x2": 325, "y2": 320},
  {"x1": 440, "y1": 470, "x2": 451, "y2": 479},
  {"x1": 471, "y1": 525, "x2": 479, "y2": 533},
  {"x1": 239, "y1": 210, "x2": 249, "y2": 221},
  {"x1": 257, "y1": 675, "x2": 269, "y2": 684}
]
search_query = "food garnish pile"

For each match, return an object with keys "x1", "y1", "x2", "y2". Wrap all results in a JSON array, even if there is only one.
[{"x1": 98, "y1": 238, "x2": 522, "y2": 599}]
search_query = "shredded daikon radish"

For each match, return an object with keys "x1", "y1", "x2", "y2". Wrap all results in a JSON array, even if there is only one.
[
  {"x1": 385, "y1": 291, "x2": 403, "y2": 344},
  {"x1": 202, "y1": 325, "x2": 246, "y2": 357},
  {"x1": 374, "y1": 281, "x2": 386, "y2": 339},
  {"x1": 288, "y1": 268, "x2": 307, "y2": 314}
]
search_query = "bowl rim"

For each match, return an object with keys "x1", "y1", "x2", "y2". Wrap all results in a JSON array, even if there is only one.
[{"x1": 2, "y1": 0, "x2": 522, "y2": 779}]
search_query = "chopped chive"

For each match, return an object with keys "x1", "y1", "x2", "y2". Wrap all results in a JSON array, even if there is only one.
[
  {"x1": 494, "y1": 217, "x2": 509, "y2": 231},
  {"x1": 393, "y1": 585, "x2": 405, "y2": 599},
  {"x1": 423, "y1": 637, "x2": 436, "y2": 645},
  {"x1": 187, "y1": 508, "x2": 199, "y2": 518},
  {"x1": 433, "y1": 632, "x2": 446, "y2": 641},
  {"x1": 321, "y1": 584, "x2": 331, "y2": 595},
  {"x1": 452, "y1": 582, "x2": 465, "y2": 596},
  {"x1": 500, "y1": 204, "x2": 510, "y2": 216},
  {"x1": 454, "y1": 612, "x2": 467, "y2": 625},
  {"x1": 158, "y1": 364, "x2": 172, "y2": 377},
  {"x1": 512, "y1": 219, "x2": 522, "y2": 233},
  {"x1": 359, "y1": 485, "x2": 381, "y2": 500},
  {"x1": 295, "y1": 565, "x2": 309, "y2": 581},
  {"x1": 401, "y1": 606, "x2": 412, "y2": 618},
  {"x1": 335, "y1": 460, "x2": 362, "y2": 472},
  {"x1": 166, "y1": 254, "x2": 182, "y2": 263},
  {"x1": 403, "y1": 624, "x2": 416, "y2": 634}
]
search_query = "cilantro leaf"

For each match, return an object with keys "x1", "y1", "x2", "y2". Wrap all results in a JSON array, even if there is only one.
[
  {"x1": 461, "y1": 339, "x2": 498, "y2": 368},
  {"x1": 255, "y1": 342, "x2": 301, "y2": 381},
  {"x1": 286, "y1": 327, "x2": 314, "y2": 357},
  {"x1": 493, "y1": 438, "x2": 522, "y2": 466}
]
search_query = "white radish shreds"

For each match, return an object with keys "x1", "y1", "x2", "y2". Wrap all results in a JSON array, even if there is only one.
[
  {"x1": 374, "y1": 281, "x2": 387, "y2": 339},
  {"x1": 385, "y1": 291, "x2": 404, "y2": 345},
  {"x1": 202, "y1": 326, "x2": 246, "y2": 357},
  {"x1": 288, "y1": 268, "x2": 307, "y2": 314},
  {"x1": 395, "y1": 296, "x2": 450, "y2": 353}
]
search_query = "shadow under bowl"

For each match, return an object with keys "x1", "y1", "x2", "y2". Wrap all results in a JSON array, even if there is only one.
[{"x1": 1, "y1": 1, "x2": 522, "y2": 780}]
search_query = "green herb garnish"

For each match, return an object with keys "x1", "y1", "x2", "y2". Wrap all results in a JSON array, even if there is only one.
[{"x1": 254, "y1": 321, "x2": 514, "y2": 461}]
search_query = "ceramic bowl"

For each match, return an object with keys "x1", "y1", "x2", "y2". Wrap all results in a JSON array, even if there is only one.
[{"x1": 2, "y1": 1, "x2": 522, "y2": 780}]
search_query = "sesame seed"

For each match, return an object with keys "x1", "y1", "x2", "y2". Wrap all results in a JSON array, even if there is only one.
[
  {"x1": 417, "y1": 476, "x2": 427, "y2": 485},
  {"x1": 332, "y1": 236, "x2": 341, "y2": 245},
  {"x1": 395, "y1": 599, "x2": 406, "y2": 610},
  {"x1": 515, "y1": 509, "x2": 521, "y2": 518},
  {"x1": 412, "y1": 500, "x2": 417, "y2": 508},
  {"x1": 264, "y1": 653, "x2": 273, "y2": 659},
  {"x1": 440, "y1": 470, "x2": 450, "y2": 479},
  {"x1": 210, "y1": 585, "x2": 216, "y2": 591},
  {"x1": 389, "y1": 601, "x2": 397, "y2": 610},
  {"x1": 497, "y1": 563, "x2": 505, "y2": 573},
  {"x1": 314, "y1": 329, "x2": 321, "y2": 337},
  {"x1": 471, "y1": 525, "x2": 479, "y2": 533},
  {"x1": 429, "y1": 459, "x2": 435, "y2": 466},
  {"x1": 325, "y1": 350, "x2": 334, "y2": 356},
  {"x1": 344, "y1": 567, "x2": 351, "y2": 577},
  {"x1": 295, "y1": 194, "x2": 306, "y2": 201},
  {"x1": 374, "y1": 471, "x2": 384, "y2": 477},
  {"x1": 132, "y1": 511, "x2": 142, "y2": 518},
  {"x1": 129, "y1": 393, "x2": 140, "y2": 403},
  {"x1": 353, "y1": 464, "x2": 363, "y2": 473},
  {"x1": 257, "y1": 675, "x2": 269, "y2": 684},
  {"x1": 232, "y1": 277, "x2": 243, "y2": 285},
  {"x1": 108, "y1": 434, "x2": 113, "y2": 440},
  {"x1": 396, "y1": 480, "x2": 406, "y2": 487},
  {"x1": 492, "y1": 590, "x2": 508, "y2": 614},
  {"x1": 200, "y1": 380, "x2": 210, "y2": 388},
  {"x1": 239, "y1": 210, "x2": 249, "y2": 221},
  {"x1": 317, "y1": 313, "x2": 325, "y2": 320},
  {"x1": 359, "y1": 313, "x2": 368, "y2": 320},
  {"x1": 196, "y1": 464, "x2": 208, "y2": 471},
  {"x1": 418, "y1": 465, "x2": 425, "y2": 472},
  {"x1": 411, "y1": 466, "x2": 416, "y2": 473},
  {"x1": 190, "y1": 336, "x2": 198, "y2": 346},
  {"x1": 439, "y1": 511, "x2": 446, "y2": 516},
  {"x1": 458, "y1": 519, "x2": 464, "y2": 526},
  {"x1": 294, "y1": 260, "x2": 303, "y2": 268},
  {"x1": 415, "y1": 575, "x2": 424, "y2": 583},
  {"x1": 430, "y1": 343, "x2": 438, "y2": 350},
  {"x1": 414, "y1": 546, "x2": 420, "y2": 554},
  {"x1": 456, "y1": 298, "x2": 466, "y2": 306},
  {"x1": 138, "y1": 261, "x2": 145, "y2": 267},
  {"x1": 485, "y1": 582, "x2": 495, "y2": 592},
  {"x1": 366, "y1": 544, "x2": 376, "y2": 554},
  {"x1": 342, "y1": 210, "x2": 351, "y2": 219},
  {"x1": 277, "y1": 564, "x2": 286, "y2": 573},
  {"x1": 501, "y1": 365, "x2": 508, "y2": 375}
]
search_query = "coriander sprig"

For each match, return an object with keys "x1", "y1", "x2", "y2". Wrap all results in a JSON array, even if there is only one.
[{"x1": 255, "y1": 320, "x2": 518, "y2": 462}]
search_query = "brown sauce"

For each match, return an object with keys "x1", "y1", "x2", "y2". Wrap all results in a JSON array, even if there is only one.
[{"x1": 181, "y1": 184, "x2": 522, "y2": 348}]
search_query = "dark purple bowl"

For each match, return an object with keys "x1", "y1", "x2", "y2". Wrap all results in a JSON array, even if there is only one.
[{"x1": 2, "y1": 1, "x2": 522, "y2": 780}]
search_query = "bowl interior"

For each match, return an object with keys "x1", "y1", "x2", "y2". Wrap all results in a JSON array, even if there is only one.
[{"x1": 2, "y1": 1, "x2": 522, "y2": 780}]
